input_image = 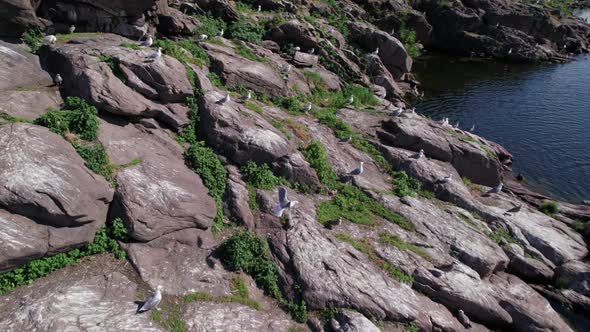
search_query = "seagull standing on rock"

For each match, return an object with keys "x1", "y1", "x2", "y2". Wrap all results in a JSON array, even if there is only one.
[
  {"x1": 453, "y1": 122, "x2": 460, "y2": 129},
  {"x1": 414, "y1": 149, "x2": 425, "y2": 159},
  {"x1": 54, "y1": 73, "x2": 63, "y2": 86},
  {"x1": 339, "y1": 134, "x2": 352, "y2": 144},
  {"x1": 346, "y1": 95, "x2": 354, "y2": 105},
  {"x1": 372, "y1": 48, "x2": 379, "y2": 55},
  {"x1": 438, "y1": 174, "x2": 452, "y2": 184},
  {"x1": 138, "y1": 285, "x2": 162, "y2": 313},
  {"x1": 392, "y1": 107, "x2": 404, "y2": 117},
  {"x1": 218, "y1": 92, "x2": 230, "y2": 104},
  {"x1": 302, "y1": 102, "x2": 312, "y2": 112},
  {"x1": 198, "y1": 34, "x2": 208, "y2": 41},
  {"x1": 69, "y1": 25, "x2": 75, "y2": 34},
  {"x1": 274, "y1": 187, "x2": 297, "y2": 218},
  {"x1": 140, "y1": 35, "x2": 153, "y2": 47},
  {"x1": 217, "y1": 29, "x2": 224, "y2": 37},
  {"x1": 349, "y1": 161, "x2": 365, "y2": 176},
  {"x1": 257, "y1": 5, "x2": 262, "y2": 12},
  {"x1": 146, "y1": 47, "x2": 162, "y2": 61},
  {"x1": 281, "y1": 64, "x2": 292, "y2": 74},
  {"x1": 485, "y1": 182, "x2": 503, "y2": 195},
  {"x1": 469, "y1": 124, "x2": 475, "y2": 132},
  {"x1": 42, "y1": 35, "x2": 57, "y2": 44},
  {"x1": 241, "y1": 90, "x2": 252, "y2": 101},
  {"x1": 294, "y1": 46, "x2": 301, "y2": 52}
]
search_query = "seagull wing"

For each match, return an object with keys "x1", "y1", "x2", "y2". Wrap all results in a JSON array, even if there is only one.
[{"x1": 278, "y1": 187, "x2": 288, "y2": 206}]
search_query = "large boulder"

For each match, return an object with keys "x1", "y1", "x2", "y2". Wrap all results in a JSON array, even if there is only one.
[
  {"x1": 0, "y1": 256, "x2": 163, "y2": 331},
  {"x1": 223, "y1": 165, "x2": 255, "y2": 229},
  {"x1": 0, "y1": 40, "x2": 62, "y2": 120},
  {"x1": 99, "y1": 118, "x2": 217, "y2": 241},
  {"x1": 157, "y1": 7, "x2": 200, "y2": 35},
  {"x1": 0, "y1": 123, "x2": 113, "y2": 227},
  {"x1": 0, "y1": 0, "x2": 48, "y2": 37},
  {"x1": 38, "y1": 34, "x2": 192, "y2": 129},
  {"x1": 198, "y1": 91, "x2": 293, "y2": 165}
]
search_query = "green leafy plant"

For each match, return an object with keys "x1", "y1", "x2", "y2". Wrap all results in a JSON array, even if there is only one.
[
  {"x1": 207, "y1": 72, "x2": 224, "y2": 88},
  {"x1": 302, "y1": 140, "x2": 340, "y2": 190},
  {"x1": 35, "y1": 96, "x2": 99, "y2": 140},
  {"x1": 228, "y1": 18, "x2": 266, "y2": 43},
  {"x1": 241, "y1": 161, "x2": 288, "y2": 189},
  {"x1": 193, "y1": 15, "x2": 227, "y2": 38},
  {"x1": 22, "y1": 28, "x2": 44, "y2": 53},
  {"x1": 378, "y1": 231, "x2": 429, "y2": 259},
  {"x1": 0, "y1": 113, "x2": 32, "y2": 125},
  {"x1": 392, "y1": 171, "x2": 422, "y2": 197},
  {"x1": 235, "y1": 44, "x2": 267, "y2": 62},
  {"x1": 119, "y1": 42, "x2": 141, "y2": 50},
  {"x1": 219, "y1": 231, "x2": 308, "y2": 322},
  {"x1": 183, "y1": 277, "x2": 261, "y2": 310},
  {"x1": 540, "y1": 201, "x2": 559, "y2": 217},
  {"x1": 73, "y1": 143, "x2": 117, "y2": 184}
]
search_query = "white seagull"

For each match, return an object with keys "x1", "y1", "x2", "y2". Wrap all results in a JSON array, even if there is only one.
[
  {"x1": 257, "y1": 5, "x2": 262, "y2": 12},
  {"x1": 138, "y1": 285, "x2": 162, "y2": 313},
  {"x1": 218, "y1": 92, "x2": 230, "y2": 104},
  {"x1": 392, "y1": 107, "x2": 404, "y2": 117},
  {"x1": 438, "y1": 174, "x2": 452, "y2": 184},
  {"x1": 54, "y1": 73, "x2": 63, "y2": 86},
  {"x1": 217, "y1": 29, "x2": 224, "y2": 37},
  {"x1": 372, "y1": 47, "x2": 379, "y2": 55},
  {"x1": 469, "y1": 124, "x2": 475, "y2": 132},
  {"x1": 198, "y1": 34, "x2": 208, "y2": 41},
  {"x1": 146, "y1": 47, "x2": 162, "y2": 60},
  {"x1": 349, "y1": 161, "x2": 364, "y2": 176},
  {"x1": 346, "y1": 95, "x2": 354, "y2": 104},
  {"x1": 485, "y1": 182, "x2": 503, "y2": 195},
  {"x1": 414, "y1": 149, "x2": 425, "y2": 159},
  {"x1": 508, "y1": 48, "x2": 513, "y2": 55},
  {"x1": 281, "y1": 64, "x2": 292, "y2": 74},
  {"x1": 302, "y1": 102, "x2": 312, "y2": 112},
  {"x1": 453, "y1": 122, "x2": 460, "y2": 129},
  {"x1": 274, "y1": 187, "x2": 297, "y2": 217},
  {"x1": 69, "y1": 25, "x2": 76, "y2": 34},
  {"x1": 140, "y1": 35, "x2": 153, "y2": 47},
  {"x1": 241, "y1": 90, "x2": 252, "y2": 101},
  {"x1": 294, "y1": 46, "x2": 301, "y2": 52},
  {"x1": 309, "y1": 48, "x2": 315, "y2": 54},
  {"x1": 42, "y1": 35, "x2": 57, "y2": 44}
]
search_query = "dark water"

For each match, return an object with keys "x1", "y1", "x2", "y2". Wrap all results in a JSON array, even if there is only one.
[{"x1": 413, "y1": 54, "x2": 590, "y2": 203}]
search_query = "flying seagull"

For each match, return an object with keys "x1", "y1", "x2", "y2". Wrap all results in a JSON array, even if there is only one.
[
  {"x1": 54, "y1": 73, "x2": 63, "y2": 86},
  {"x1": 138, "y1": 285, "x2": 162, "y2": 313},
  {"x1": 413, "y1": 149, "x2": 425, "y2": 159},
  {"x1": 349, "y1": 161, "x2": 364, "y2": 176},
  {"x1": 346, "y1": 95, "x2": 354, "y2": 105},
  {"x1": 302, "y1": 102, "x2": 312, "y2": 112},
  {"x1": 457, "y1": 310, "x2": 471, "y2": 329},
  {"x1": 146, "y1": 47, "x2": 162, "y2": 60},
  {"x1": 69, "y1": 25, "x2": 75, "y2": 34},
  {"x1": 140, "y1": 35, "x2": 153, "y2": 47},
  {"x1": 274, "y1": 187, "x2": 297, "y2": 217},
  {"x1": 218, "y1": 92, "x2": 230, "y2": 104},
  {"x1": 485, "y1": 182, "x2": 503, "y2": 195},
  {"x1": 42, "y1": 35, "x2": 57, "y2": 44}
]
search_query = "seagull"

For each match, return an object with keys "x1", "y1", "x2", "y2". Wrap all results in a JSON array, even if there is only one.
[
  {"x1": 392, "y1": 108, "x2": 404, "y2": 117},
  {"x1": 54, "y1": 73, "x2": 63, "y2": 86},
  {"x1": 42, "y1": 35, "x2": 57, "y2": 44},
  {"x1": 349, "y1": 161, "x2": 364, "y2": 176},
  {"x1": 328, "y1": 28, "x2": 335, "y2": 34},
  {"x1": 241, "y1": 90, "x2": 252, "y2": 101},
  {"x1": 453, "y1": 122, "x2": 460, "y2": 129},
  {"x1": 438, "y1": 174, "x2": 452, "y2": 184},
  {"x1": 457, "y1": 310, "x2": 471, "y2": 329},
  {"x1": 441, "y1": 117, "x2": 449, "y2": 126},
  {"x1": 372, "y1": 48, "x2": 379, "y2": 55},
  {"x1": 69, "y1": 25, "x2": 75, "y2": 34},
  {"x1": 281, "y1": 64, "x2": 292, "y2": 74},
  {"x1": 346, "y1": 95, "x2": 354, "y2": 105},
  {"x1": 146, "y1": 47, "x2": 162, "y2": 60},
  {"x1": 504, "y1": 202, "x2": 522, "y2": 216},
  {"x1": 218, "y1": 92, "x2": 230, "y2": 104},
  {"x1": 139, "y1": 35, "x2": 153, "y2": 47},
  {"x1": 485, "y1": 182, "x2": 503, "y2": 195},
  {"x1": 409, "y1": 107, "x2": 416, "y2": 114},
  {"x1": 496, "y1": 22, "x2": 500, "y2": 28},
  {"x1": 414, "y1": 149, "x2": 425, "y2": 159},
  {"x1": 257, "y1": 5, "x2": 262, "y2": 12},
  {"x1": 138, "y1": 285, "x2": 162, "y2": 313},
  {"x1": 294, "y1": 46, "x2": 301, "y2": 52},
  {"x1": 302, "y1": 102, "x2": 312, "y2": 112},
  {"x1": 273, "y1": 187, "x2": 297, "y2": 217},
  {"x1": 469, "y1": 124, "x2": 475, "y2": 132},
  {"x1": 217, "y1": 29, "x2": 224, "y2": 37},
  {"x1": 339, "y1": 134, "x2": 352, "y2": 143},
  {"x1": 198, "y1": 34, "x2": 208, "y2": 41},
  {"x1": 508, "y1": 48, "x2": 513, "y2": 55},
  {"x1": 309, "y1": 48, "x2": 315, "y2": 54}
]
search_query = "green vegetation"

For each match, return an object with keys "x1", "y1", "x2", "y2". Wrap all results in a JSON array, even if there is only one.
[
  {"x1": 540, "y1": 201, "x2": 559, "y2": 217},
  {"x1": 378, "y1": 231, "x2": 429, "y2": 259},
  {"x1": 244, "y1": 100, "x2": 263, "y2": 114},
  {"x1": 55, "y1": 32, "x2": 101, "y2": 43},
  {"x1": 302, "y1": 140, "x2": 340, "y2": 190},
  {"x1": 22, "y1": 28, "x2": 44, "y2": 53},
  {"x1": 574, "y1": 220, "x2": 587, "y2": 232},
  {"x1": 151, "y1": 303, "x2": 185, "y2": 332},
  {"x1": 405, "y1": 322, "x2": 419, "y2": 332},
  {"x1": 73, "y1": 143, "x2": 117, "y2": 184},
  {"x1": 0, "y1": 218, "x2": 128, "y2": 294},
  {"x1": 154, "y1": 38, "x2": 210, "y2": 70},
  {"x1": 462, "y1": 176, "x2": 472, "y2": 186},
  {"x1": 399, "y1": 27, "x2": 421, "y2": 58},
  {"x1": 320, "y1": 306, "x2": 339, "y2": 322},
  {"x1": 457, "y1": 212, "x2": 479, "y2": 228},
  {"x1": 219, "y1": 231, "x2": 308, "y2": 322},
  {"x1": 227, "y1": 18, "x2": 266, "y2": 43},
  {"x1": 207, "y1": 72, "x2": 224, "y2": 88},
  {"x1": 0, "y1": 113, "x2": 32, "y2": 125},
  {"x1": 177, "y1": 97, "x2": 227, "y2": 232},
  {"x1": 96, "y1": 54, "x2": 125, "y2": 81},
  {"x1": 392, "y1": 171, "x2": 422, "y2": 197},
  {"x1": 334, "y1": 233, "x2": 413, "y2": 284},
  {"x1": 241, "y1": 161, "x2": 288, "y2": 189},
  {"x1": 193, "y1": 15, "x2": 227, "y2": 38},
  {"x1": 119, "y1": 42, "x2": 141, "y2": 50},
  {"x1": 235, "y1": 44, "x2": 267, "y2": 62},
  {"x1": 488, "y1": 227, "x2": 517, "y2": 245},
  {"x1": 272, "y1": 95, "x2": 307, "y2": 115},
  {"x1": 269, "y1": 119, "x2": 292, "y2": 139},
  {"x1": 183, "y1": 277, "x2": 261, "y2": 310},
  {"x1": 35, "y1": 96, "x2": 99, "y2": 141}
]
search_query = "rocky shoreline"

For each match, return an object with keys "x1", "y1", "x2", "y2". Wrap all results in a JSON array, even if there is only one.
[{"x1": 0, "y1": 0, "x2": 589, "y2": 331}]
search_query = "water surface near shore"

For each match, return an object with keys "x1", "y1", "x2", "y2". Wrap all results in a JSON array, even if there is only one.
[{"x1": 413, "y1": 54, "x2": 590, "y2": 204}]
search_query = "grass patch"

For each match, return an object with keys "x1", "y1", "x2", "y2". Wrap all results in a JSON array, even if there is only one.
[
  {"x1": 392, "y1": 171, "x2": 422, "y2": 197},
  {"x1": 193, "y1": 15, "x2": 226, "y2": 38},
  {"x1": 119, "y1": 42, "x2": 141, "y2": 50},
  {"x1": 574, "y1": 220, "x2": 586, "y2": 232},
  {"x1": 488, "y1": 228, "x2": 517, "y2": 245},
  {"x1": 150, "y1": 303, "x2": 185, "y2": 332},
  {"x1": 154, "y1": 38, "x2": 210, "y2": 67},
  {"x1": 219, "y1": 231, "x2": 308, "y2": 322},
  {"x1": 228, "y1": 18, "x2": 266, "y2": 44},
  {"x1": 55, "y1": 32, "x2": 101, "y2": 43},
  {"x1": 540, "y1": 201, "x2": 559, "y2": 217},
  {"x1": 334, "y1": 233, "x2": 413, "y2": 284},
  {"x1": 0, "y1": 112, "x2": 32, "y2": 125},
  {"x1": 378, "y1": 231, "x2": 429, "y2": 259},
  {"x1": 183, "y1": 277, "x2": 261, "y2": 310},
  {"x1": 235, "y1": 44, "x2": 267, "y2": 62},
  {"x1": 0, "y1": 218, "x2": 128, "y2": 294},
  {"x1": 244, "y1": 100, "x2": 263, "y2": 114},
  {"x1": 73, "y1": 143, "x2": 117, "y2": 185},
  {"x1": 241, "y1": 161, "x2": 288, "y2": 190},
  {"x1": 207, "y1": 72, "x2": 224, "y2": 88},
  {"x1": 35, "y1": 96, "x2": 99, "y2": 141},
  {"x1": 457, "y1": 212, "x2": 479, "y2": 228},
  {"x1": 462, "y1": 177, "x2": 472, "y2": 186},
  {"x1": 269, "y1": 119, "x2": 293, "y2": 139},
  {"x1": 302, "y1": 140, "x2": 340, "y2": 190}
]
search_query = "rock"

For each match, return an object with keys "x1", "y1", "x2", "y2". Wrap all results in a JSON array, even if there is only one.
[
  {"x1": 183, "y1": 302, "x2": 295, "y2": 332},
  {"x1": 292, "y1": 51, "x2": 318, "y2": 67},
  {"x1": 193, "y1": 0, "x2": 240, "y2": 22},
  {"x1": 366, "y1": 54, "x2": 404, "y2": 98},
  {"x1": 0, "y1": 209, "x2": 48, "y2": 272},
  {"x1": 273, "y1": 153, "x2": 322, "y2": 193},
  {"x1": 125, "y1": 228, "x2": 233, "y2": 296},
  {"x1": 0, "y1": 0, "x2": 48, "y2": 38},
  {"x1": 99, "y1": 118, "x2": 217, "y2": 241},
  {"x1": 157, "y1": 7, "x2": 200, "y2": 35},
  {"x1": 506, "y1": 249, "x2": 555, "y2": 284},
  {"x1": 0, "y1": 123, "x2": 113, "y2": 228},
  {"x1": 555, "y1": 261, "x2": 590, "y2": 297},
  {"x1": 223, "y1": 165, "x2": 255, "y2": 229},
  {"x1": 38, "y1": 34, "x2": 191, "y2": 129},
  {"x1": 198, "y1": 90, "x2": 293, "y2": 165},
  {"x1": 0, "y1": 40, "x2": 62, "y2": 120},
  {"x1": 335, "y1": 310, "x2": 380, "y2": 332},
  {"x1": 258, "y1": 191, "x2": 463, "y2": 331},
  {"x1": 0, "y1": 256, "x2": 163, "y2": 331}
]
